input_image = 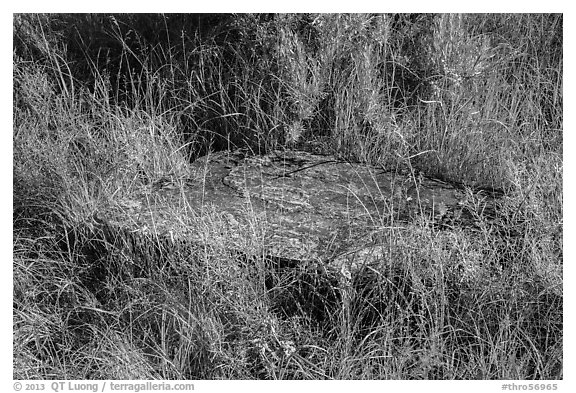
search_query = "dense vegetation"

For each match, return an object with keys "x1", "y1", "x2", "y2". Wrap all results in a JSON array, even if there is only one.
[{"x1": 13, "y1": 14, "x2": 562, "y2": 379}]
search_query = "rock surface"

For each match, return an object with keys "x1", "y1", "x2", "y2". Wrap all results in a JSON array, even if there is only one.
[{"x1": 96, "y1": 150, "x2": 502, "y2": 269}]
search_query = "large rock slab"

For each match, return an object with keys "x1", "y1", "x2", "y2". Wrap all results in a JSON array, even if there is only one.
[{"x1": 96, "y1": 150, "x2": 502, "y2": 268}]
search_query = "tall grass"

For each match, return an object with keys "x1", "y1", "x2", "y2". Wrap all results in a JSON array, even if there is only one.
[{"x1": 13, "y1": 13, "x2": 562, "y2": 379}]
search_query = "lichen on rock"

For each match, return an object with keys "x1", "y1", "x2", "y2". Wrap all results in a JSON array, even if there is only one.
[{"x1": 96, "y1": 149, "x2": 503, "y2": 277}]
